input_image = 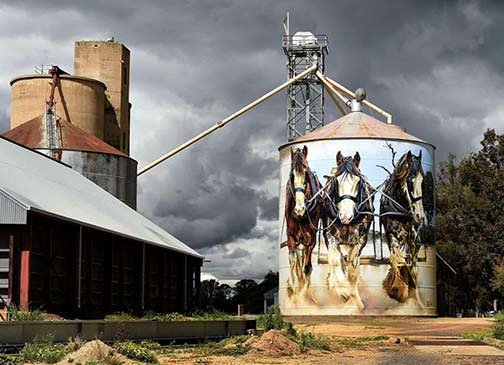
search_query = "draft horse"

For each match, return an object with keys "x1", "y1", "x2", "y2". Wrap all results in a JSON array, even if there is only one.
[
  {"x1": 284, "y1": 146, "x2": 324, "y2": 297},
  {"x1": 324, "y1": 151, "x2": 374, "y2": 309},
  {"x1": 380, "y1": 150, "x2": 425, "y2": 305}
]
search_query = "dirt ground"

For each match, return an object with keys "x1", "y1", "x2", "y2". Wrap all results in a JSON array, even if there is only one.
[{"x1": 158, "y1": 317, "x2": 504, "y2": 365}]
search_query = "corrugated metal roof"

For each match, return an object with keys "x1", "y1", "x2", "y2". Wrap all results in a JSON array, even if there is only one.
[
  {"x1": 0, "y1": 136, "x2": 202, "y2": 258},
  {"x1": 281, "y1": 112, "x2": 433, "y2": 148},
  {"x1": 2, "y1": 115, "x2": 127, "y2": 157}
]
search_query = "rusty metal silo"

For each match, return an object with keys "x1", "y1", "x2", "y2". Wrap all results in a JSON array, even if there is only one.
[
  {"x1": 2, "y1": 116, "x2": 137, "y2": 209},
  {"x1": 278, "y1": 110, "x2": 436, "y2": 315}
]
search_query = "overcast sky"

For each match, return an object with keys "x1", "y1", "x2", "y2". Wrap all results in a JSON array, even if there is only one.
[{"x1": 1, "y1": 0, "x2": 503, "y2": 283}]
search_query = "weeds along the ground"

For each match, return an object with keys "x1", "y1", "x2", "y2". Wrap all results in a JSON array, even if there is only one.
[
  {"x1": 113, "y1": 341, "x2": 159, "y2": 363},
  {"x1": 462, "y1": 310, "x2": 504, "y2": 343},
  {"x1": 0, "y1": 352, "x2": 21, "y2": 365},
  {"x1": 105, "y1": 309, "x2": 235, "y2": 322},
  {"x1": 19, "y1": 334, "x2": 69, "y2": 364},
  {"x1": 330, "y1": 336, "x2": 391, "y2": 352},
  {"x1": 9, "y1": 305, "x2": 45, "y2": 321}
]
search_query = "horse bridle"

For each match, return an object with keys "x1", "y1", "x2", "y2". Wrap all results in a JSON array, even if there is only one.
[
  {"x1": 406, "y1": 160, "x2": 423, "y2": 203},
  {"x1": 289, "y1": 171, "x2": 307, "y2": 195}
]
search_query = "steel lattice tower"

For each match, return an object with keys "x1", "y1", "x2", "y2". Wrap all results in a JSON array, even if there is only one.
[{"x1": 283, "y1": 32, "x2": 328, "y2": 141}]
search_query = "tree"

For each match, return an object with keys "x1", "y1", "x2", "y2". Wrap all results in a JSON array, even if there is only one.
[
  {"x1": 436, "y1": 129, "x2": 504, "y2": 315},
  {"x1": 198, "y1": 271, "x2": 279, "y2": 314}
]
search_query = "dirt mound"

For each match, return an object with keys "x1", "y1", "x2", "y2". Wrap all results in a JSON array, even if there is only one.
[
  {"x1": 59, "y1": 340, "x2": 131, "y2": 365},
  {"x1": 246, "y1": 329, "x2": 300, "y2": 356}
]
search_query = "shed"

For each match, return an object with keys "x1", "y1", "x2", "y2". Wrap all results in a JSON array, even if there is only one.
[{"x1": 0, "y1": 136, "x2": 202, "y2": 317}]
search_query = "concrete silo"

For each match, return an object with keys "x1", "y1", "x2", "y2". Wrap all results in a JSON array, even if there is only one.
[
  {"x1": 10, "y1": 74, "x2": 105, "y2": 139},
  {"x1": 278, "y1": 109, "x2": 436, "y2": 316}
]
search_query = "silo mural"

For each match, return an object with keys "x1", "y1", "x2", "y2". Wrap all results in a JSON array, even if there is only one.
[{"x1": 278, "y1": 111, "x2": 436, "y2": 315}]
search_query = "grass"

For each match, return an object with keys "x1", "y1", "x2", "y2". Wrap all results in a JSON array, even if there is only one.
[
  {"x1": 462, "y1": 310, "x2": 504, "y2": 343},
  {"x1": 298, "y1": 331, "x2": 331, "y2": 352},
  {"x1": 9, "y1": 305, "x2": 45, "y2": 321},
  {"x1": 20, "y1": 333, "x2": 68, "y2": 364},
  {"x1": 462, "y1": 329, "x2": 494, "y2": 341}
]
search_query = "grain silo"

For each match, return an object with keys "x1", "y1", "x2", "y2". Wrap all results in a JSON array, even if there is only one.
[
  {"x1": 278, "y1": 106, "x2": 436, "y2": 315},
  {"x1": 4, "y1": 40, "x2": 137, "y2": 209},
  {"x1": 2, "y1": 115, "x2": 137, "y2": 208},
  {"x1": 10, "y1": 74, "x2": 105, "y2": 139}
]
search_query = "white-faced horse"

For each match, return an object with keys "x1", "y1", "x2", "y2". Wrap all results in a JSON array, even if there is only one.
[{"x1": 325, "y1": 151, "x2": 374, "y2": 309}]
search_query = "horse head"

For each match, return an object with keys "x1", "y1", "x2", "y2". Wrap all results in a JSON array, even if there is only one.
[
  {"x1": 396, "y1": 150, "x2": 425, "y2": 225},
  {"x1": 290, "y1": 146, "x2": 309, "y2": 218},
  {"x1": 329, "y1": 151, "x2": 363, "y2": 225}
]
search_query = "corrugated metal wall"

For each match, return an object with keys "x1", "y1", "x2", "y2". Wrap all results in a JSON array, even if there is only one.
[{"x1": 0, "y1": 190, "x2": 27, "y2": 225}]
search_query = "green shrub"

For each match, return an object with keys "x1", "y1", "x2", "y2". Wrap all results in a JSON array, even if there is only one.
[
  {"x1": 257, "y1": 305, "x2": 284, "y2": 330},
  {"x1": 113, "y1": 341, "x2": 158, "y2": 364},
  {"x1": 0, "y1": 353, "x2": 20, "y2": 365},
  {"x1": 105, "y1": 312, "x2": 136, "y2": 321},
  {"x1": 192, "y1": 309, "x2": 234, "y2": 320},
  {"x1": 10, "y1": 305, "x2": 44, "y2": 321},
  {"x1": 285, "y1": 321, "x2": 297, "y2": 338},
  {"x1": 20, "y1": 333, "x2": 68, "y2": 364},
  {"x1": 298, "y1": 331, "x2": 330, "y2": 353},
  {"x1": 494, "y1": 311, "x2": 504, "y2": 340}
]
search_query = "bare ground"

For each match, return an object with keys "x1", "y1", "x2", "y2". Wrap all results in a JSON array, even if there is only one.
[{"x1": 158, "y1": 317, "x2": 504, "y2": 365}]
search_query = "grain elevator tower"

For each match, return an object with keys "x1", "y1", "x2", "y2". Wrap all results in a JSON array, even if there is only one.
[{"x1": 74, "y1": 40, "x2": 131, "y2": 154}]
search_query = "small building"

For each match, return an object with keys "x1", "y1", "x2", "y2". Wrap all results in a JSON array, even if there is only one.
[{"x1": 0, "y1": 136, "x2": 203, "y2": 318}]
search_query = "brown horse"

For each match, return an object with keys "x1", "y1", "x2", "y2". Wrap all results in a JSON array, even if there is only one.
[
  {"x1": 324, "y1": 151, "x2": 374, "y2": 309},
  {"x1": 380, "y1": 150, "x2": 425, "y2": 306},
  {"x1": 285, "y1": 146, "x2": 324, "y2": 297}
]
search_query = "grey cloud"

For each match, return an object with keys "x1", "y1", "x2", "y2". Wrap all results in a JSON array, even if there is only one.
[
  {"x1": 223, "y1": 248, "x2": 250, "y2": 259},
  {"x1": 258, "y1": 195, "x2": 279, "y2": 221}
]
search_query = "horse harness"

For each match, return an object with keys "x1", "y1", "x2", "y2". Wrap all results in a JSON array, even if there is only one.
[{"x1": 288, "y1": 167, "x2": 322, "y2": 215}]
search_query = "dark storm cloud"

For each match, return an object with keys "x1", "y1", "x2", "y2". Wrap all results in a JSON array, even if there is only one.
[
  {"x1": 258, "y1": 195, "x2": 279, "y2": 221},
  {"x1": 1, "y1": 0, "x2": 503, "y2": 279}
]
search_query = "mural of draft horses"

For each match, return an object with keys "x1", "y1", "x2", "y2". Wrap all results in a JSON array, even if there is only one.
[
  {"x1": 324, "y1": 151, "x2": 374, "y2": 309},
  {"x1": 380, "y1": 150, "x2": 425, "y2": 306},
  {"x1": 284, "y1": 146, "x2": 324, "y2": 299}
]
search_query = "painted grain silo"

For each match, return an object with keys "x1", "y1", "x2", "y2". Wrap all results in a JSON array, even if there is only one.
[{"x1": 278, "y1": 106, "x2": 436, "y2": 316}]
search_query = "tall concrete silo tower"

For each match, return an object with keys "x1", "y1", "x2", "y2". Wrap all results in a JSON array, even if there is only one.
[{"x1": 74, "y1": 40, "x2": 131, "y2": 154}]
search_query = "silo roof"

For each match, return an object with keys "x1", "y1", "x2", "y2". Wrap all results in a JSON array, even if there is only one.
[
  {"x1": 2, "y1": 115, "x2": 127, "y2": 157},
  {"x1": 0, "y1": 136, "x2": 203, "y2": 259},
  {"x1": 281, "y1": 111, "x2": 433, "y2": 148}
]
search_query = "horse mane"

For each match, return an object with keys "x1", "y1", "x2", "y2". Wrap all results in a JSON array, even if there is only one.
[
  {"x1": 335, "y1": 157, "x2": 361, "y2": 178},
  {"x1": 292, "y1": 149, "x2": 308, "y2": 174},
  {"x1": 386, "y1": 153, "x2": 423, "y2": 191}
]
